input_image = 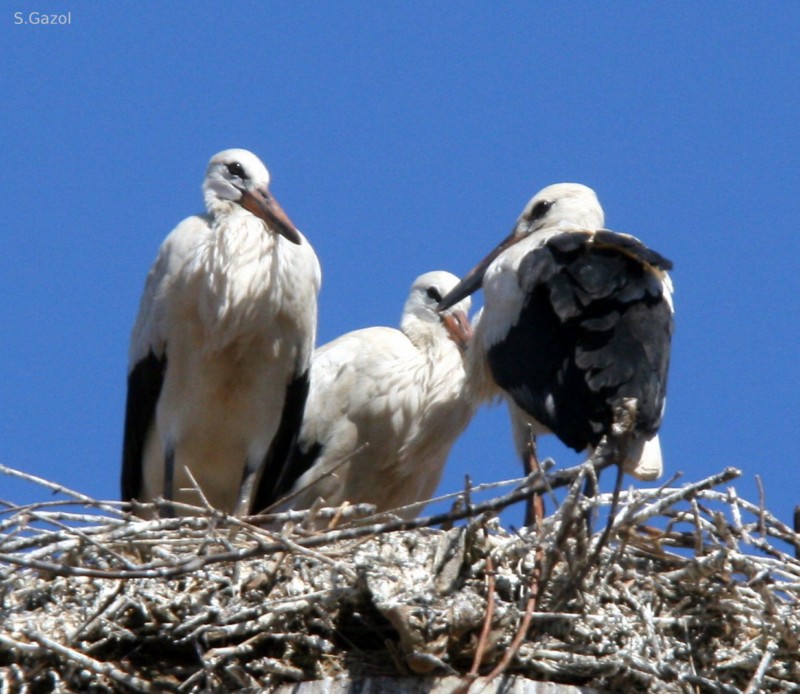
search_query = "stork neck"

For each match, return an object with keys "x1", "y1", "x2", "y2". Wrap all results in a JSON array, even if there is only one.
[{"x1": 192, "y1": 212, "x2": 279, "y2": 349}]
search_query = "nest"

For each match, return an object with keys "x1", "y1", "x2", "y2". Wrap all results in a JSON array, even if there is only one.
[{"x1": 1, "y1": 460, "x2": 799, "y2": 693}]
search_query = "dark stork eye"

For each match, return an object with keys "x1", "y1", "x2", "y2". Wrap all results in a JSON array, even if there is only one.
[
  {"x1": 426, "y1": 286, "x2": 443, "y2": 303},
  {"x1": 528, "y1": 199, "x2": 553, "y2": 221},
  {"x1": 226, "y1": 162, "x2": 247, "y2": 179}
]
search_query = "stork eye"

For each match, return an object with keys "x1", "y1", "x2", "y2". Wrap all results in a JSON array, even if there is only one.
[
  {"x1": 426, "y1": 286, "x2": 443, "y2": 302},
  {"x1": 226, "y1": 162, "x2": 247, "y2": 179},
  {"x1": 528, "y1": 199, "x2": 553, "y2": 221}
]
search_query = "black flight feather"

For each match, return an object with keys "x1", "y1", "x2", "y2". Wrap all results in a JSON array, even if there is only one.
[
  {"x1": 249, "y1": 369, "x2": 317, "y2": 514},
  {"x1": 489, "y1": 230, "x2": 673, "y2": 452},
  {"x1": 121, "y1": 350, "x2": 166, "y2": 501}
]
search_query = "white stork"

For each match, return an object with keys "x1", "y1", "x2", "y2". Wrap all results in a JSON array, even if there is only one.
[
  {"x1": 251, "y1": 271, "x2": 475, "y2": 520},
  {"x1": 121, "y1": 148, "x2": 321, "y2": 517},
  {"x1": 438, "y1": 183, "x2": 674, "y2": 480}
]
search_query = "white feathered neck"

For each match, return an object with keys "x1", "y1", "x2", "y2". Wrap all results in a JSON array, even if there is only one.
[{"x1": 193, "y1": 207, "x2": 284, "y2": 352}]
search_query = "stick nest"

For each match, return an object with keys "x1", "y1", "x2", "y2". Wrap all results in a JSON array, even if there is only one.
[{"x1": 1, "y1": 462, "x2": 799, "y2": 693}]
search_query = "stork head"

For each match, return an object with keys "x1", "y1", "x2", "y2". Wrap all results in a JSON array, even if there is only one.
[
  {"x1": 515, "y1": 183, "x2": 604, "y2": 236},
  {"x1": 438, "y1": 183, "x2": 604, "y2": 311},
  {"x1": 203, "y1": 149, "x2": 301, "y2": 244},
  {"x1": 402, "y1": 271, "x2": 472, "y2": 351}
]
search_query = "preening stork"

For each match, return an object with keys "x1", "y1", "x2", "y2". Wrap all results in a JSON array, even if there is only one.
[
  {"x1": 121, "y1": 149, "x2": 321, "y2": 517},
  {"x1": 251, "y1": 271, "x2": 475, "y2": 520},
  {"x1": 439, "y1": 183, "x2": 674, "y2": 480}
]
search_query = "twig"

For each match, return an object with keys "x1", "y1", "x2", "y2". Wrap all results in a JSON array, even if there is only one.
[
  {"x1": 613, "y1": 467, "x2": 741, "y2": 529},
  {"x1": 0, "y1": 464, "x2": 126, "y2": 518},
  {"x1": 2, "y1": 464, "x2": 797, "y2": 692},
  {"x1": 23, "y1": 629, "x2": 153, "y2": 692},
  {"x1": 260, "y1": 443, "x2": 370, "y2": 513},
  {"x1": 0, "y1": 456, "x2": 611, "y2": 580},
  {"x1": 468, "y1": 553, "x2": 496, "y2": 678},
  {"x1": 483, "y1": 585, "x2": 537, "y2": 683}
]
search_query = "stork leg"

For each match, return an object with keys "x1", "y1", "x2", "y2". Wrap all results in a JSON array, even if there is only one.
[
  {"x1": 163, "y1": 444, "x2": 175, "y2": 518},
  {"x1": 588, "y1": 400, "x2": 638, "y2": 560},
  {"x1": 582, "y1": 468, "x2": 598, "y2": 536},
  {"x1": 521, "y1": 431, "x2": 544, "y2": 528},
  {"x1": 235, "y1": 459, "x2": 259, "y2": 518}
]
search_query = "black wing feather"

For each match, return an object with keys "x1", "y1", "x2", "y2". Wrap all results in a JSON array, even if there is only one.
[
  {"x1": 593, "y1": 229, "x2": 673, "y2": 271},
  {"x1": 489, "y1": 230, "x2": 673, "y2": 452},
  {"x1": 121, "y1": 351, "x2": 166, "y2": 501},
  {"x1": 249, "y1": 369, "x2": 319, "y2": 514}
]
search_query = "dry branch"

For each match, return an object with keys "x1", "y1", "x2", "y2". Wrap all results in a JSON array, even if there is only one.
[{"x1": 1, "y1": 461, "x2": 799, "y2": 692}]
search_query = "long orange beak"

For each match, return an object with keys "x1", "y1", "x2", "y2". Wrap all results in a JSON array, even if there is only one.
[{"x1": 239, "y1": 186, "x2": 302, "y2": 245}]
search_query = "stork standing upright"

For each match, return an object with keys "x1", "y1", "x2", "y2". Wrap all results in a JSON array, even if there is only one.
[
  {"x1": 251, "y1": 271, "x2": 476, "y2": 520},
  {"x1": 438, "y1": 183, "x2": 674, "y2": 481},
  {"x1": 121, "y1": 149, "x2": 321, "y2": 517}
]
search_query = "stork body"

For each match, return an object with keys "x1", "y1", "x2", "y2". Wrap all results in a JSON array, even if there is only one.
[
  {"x1": 122, "y1": 149, "x2": 320, "y2": 516},
  {"x1": 253, "y1": 271, "x2": 475, "y2": 520},
  {"x1": 439, "y1": 183, "x2": 673, "y2": 479}
]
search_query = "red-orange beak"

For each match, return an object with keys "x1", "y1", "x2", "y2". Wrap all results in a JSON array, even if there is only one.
[
  {"x1": 239, "y1": 186, "x2": 302, "y2": 245},
  {"x1": 441, "y1": 309, "x2": 472, "y2": 351}
]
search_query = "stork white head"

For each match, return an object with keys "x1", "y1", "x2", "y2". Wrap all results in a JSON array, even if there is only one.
[
  {"x1": 203, "y1": 148, "x2": 301, "y2": 244},
  {"x1": 515, "y1": 183, "x2": 604, "y2": 236},
  {"x1": 402, "y1": 271, "x2": 472, "y2": 350},
  {"x1": 438, "y1": 183, "x2": 604, "y2": 311}
]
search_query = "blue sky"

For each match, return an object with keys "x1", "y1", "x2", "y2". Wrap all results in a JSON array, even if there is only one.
[{"x1": 2, "y1": 3, "x2": 798, "y2": 536}]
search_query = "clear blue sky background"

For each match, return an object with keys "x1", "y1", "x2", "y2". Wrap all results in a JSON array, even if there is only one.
[{"x1": 2, "y1": 3, "x2": 798, "y2": 536}]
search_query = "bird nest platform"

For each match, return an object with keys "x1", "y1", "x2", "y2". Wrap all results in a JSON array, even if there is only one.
[{"x1": 1, "y1": 461, "x2": 799, "y2": 694}]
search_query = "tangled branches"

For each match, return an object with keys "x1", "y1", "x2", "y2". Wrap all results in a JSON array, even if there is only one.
[{"x1": 1, "y1": 461, "x2": 799, "y2": 693}]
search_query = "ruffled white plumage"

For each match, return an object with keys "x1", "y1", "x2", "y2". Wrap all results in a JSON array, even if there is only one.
[
  {"x1": 122, "y1": 149, "x2": 320, "y2": 515},
  {"x1": 282, "y1": 271, "x2": 475, "y2": 520}
]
